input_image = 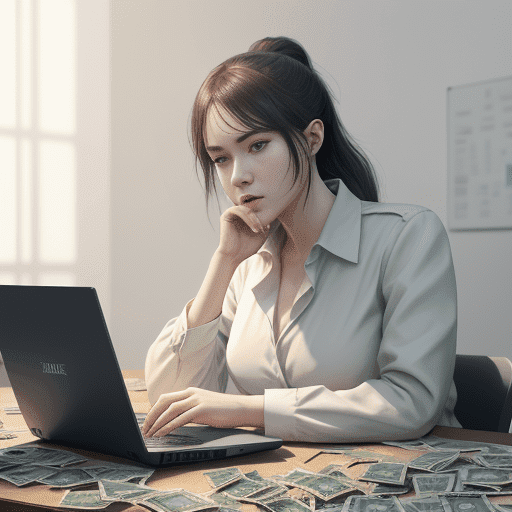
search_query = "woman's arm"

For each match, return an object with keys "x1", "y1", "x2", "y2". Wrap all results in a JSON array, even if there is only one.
[{"x1": 186, "y1": 250, "x2": 241, "y2": 328}]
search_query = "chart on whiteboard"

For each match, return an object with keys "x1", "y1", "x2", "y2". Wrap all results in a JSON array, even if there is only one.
[{"x1": 447, "y1": 75, "x2": 512, "y2": 230}]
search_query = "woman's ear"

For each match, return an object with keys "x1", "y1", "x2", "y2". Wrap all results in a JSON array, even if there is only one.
[{"x1": 303, "y1": 119, "x2": 324, "y2": 156}]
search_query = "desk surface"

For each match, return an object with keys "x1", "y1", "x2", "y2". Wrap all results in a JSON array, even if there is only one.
[{"x1": 1, "y1": 370, "x2": 512, "y2": 512}]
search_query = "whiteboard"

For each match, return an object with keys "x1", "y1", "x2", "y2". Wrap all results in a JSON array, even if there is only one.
[{"x1": 447, "y1": 75, "x2": 512, "y2": 230}]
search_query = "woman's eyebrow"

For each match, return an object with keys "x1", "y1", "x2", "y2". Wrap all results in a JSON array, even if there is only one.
[{"x1": 206, "y1": 129, "x2": 270, "y2": 153}]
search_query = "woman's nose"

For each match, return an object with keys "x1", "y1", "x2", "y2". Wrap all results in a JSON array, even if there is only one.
[{"x1": 231, "y1": 159, "x2": 253, "y2": 187}]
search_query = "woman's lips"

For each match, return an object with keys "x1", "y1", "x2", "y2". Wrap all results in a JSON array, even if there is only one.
[{"x1": 244, "y1": 197, "x2": 263, "y2": 209}]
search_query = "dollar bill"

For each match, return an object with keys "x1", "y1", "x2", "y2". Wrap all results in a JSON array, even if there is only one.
[
  {"x1": 37, "y1": 467, "x2": 97, "y2": 488},
  {"x1": 98, "y1": 479, "x2": 160, "y2": 502},
  {"x1": 204, "y1": 491, "x2": 243, "y2": 509},
  {"x1": 341, "y1": 495, "x2": 404, "y2": 512},
  {"x1": 124, "y1": 377, "x2": 147, "y2": 391},
  {"x1": 259, "y1": 495, "x2": 313, "y2": 512},
  {"x1": 493, "y1": 505, "x2": 512, "y2": 512},
  {"x1": 359, "y1": 463, "x2": 408, "y2": 486},
  {"x1": 0, "y1": 431, "x2": 17, "y2": 440},
  {"x1": 412, "y1": 474, "x2": 456, "y2": 496},
  {"x1": 408, "y1": 452, "x2": 461, "y2": 472},
  {"x1": 275, "y1": 468, "x2": 360, "y2": 501},
  {"x1": 83, "y1": 464, "x2": 154, "y2": 484},
  {"x1": 471, "y1": 454, "x2": 512, "y2": 468},
  {"x1": 139, "y1": 488, "x2": 219, "y2": 512},
  {"x1": 0, "y1": 464, "x2": 57, "y2": 486},
  {"x1": 400, "y1": 496, "x2": 445, "y2": 512},
  {"x1": 420, "y1": 437, "x2": 512, "y2": 454},
  {"x1": 458, "y1": 467, "x2": 512, "y2": 485},
  {"x1": 0, "y1": 445, "x2": 87, "y2": 466},
  {"x1": 369, "y1": 479, "x2": 411, "y2": 496},
  {"x1": 60, "y1": 489, "x2": 111, "y2": 509},
  {"x1": 439, "y1": 494, "x2": 496, "y2": 512},
  {"x1": 382, "y1": 440, "x2": 431, "y2": 451},
  {"x1": 223, "y1": 475, "x2": 274, "y2": 498},
  {"x1": 245, "y1": 470, "x2": 265, "y2": 481},
  {"x1": 204, "y1": 468, "x2": 243, "y2": 489}
]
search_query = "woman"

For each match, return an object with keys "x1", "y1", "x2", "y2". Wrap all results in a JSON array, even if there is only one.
[{"x1": 142, "y1": 36, "x2": 461, "y2": 442}]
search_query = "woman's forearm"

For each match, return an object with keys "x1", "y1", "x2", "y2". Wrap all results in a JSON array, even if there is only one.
[{"x1": 187, "y1": 250, "x2": 241, "y2": 329}]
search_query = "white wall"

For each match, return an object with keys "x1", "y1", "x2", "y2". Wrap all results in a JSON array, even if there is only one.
[{"x1": 109, "y1": 0, "x2": 512, "y2": 369}]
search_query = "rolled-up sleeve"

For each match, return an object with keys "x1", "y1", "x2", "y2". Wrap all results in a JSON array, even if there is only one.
[
  {"x1": 263, "y1": 210, "x2": 458, "y2": 442},
  {"x1": 145, "y1": 268, "x2": 241, "y2": 406}
]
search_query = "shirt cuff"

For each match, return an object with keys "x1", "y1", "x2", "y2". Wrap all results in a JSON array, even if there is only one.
[
  {"x1": 264, "y1": 388, "x2": 298, "y2": 439},
  {"x1": 175, "y1": 298, "x2": 223, "y2": 359}
]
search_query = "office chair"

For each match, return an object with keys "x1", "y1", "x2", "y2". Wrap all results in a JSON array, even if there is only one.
[{"x1": 453, "y1": 355, "x2": 512, "y2": 433}]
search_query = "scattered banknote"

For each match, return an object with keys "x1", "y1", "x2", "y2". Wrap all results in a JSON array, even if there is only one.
[
  {"x1": 0, "y1": 463, "x2": 57, "y2": 486},
  {"x1": 342, "y1": 495, "x2": 404, "y2": 512},
  {"x1": 471, "y1": 454, "x2": 512, "y2": 468},
  {"x1": 38, "y1": 467, "x2": 98, "y2": 488},
  {"x1": 3, "y1": 406, "x2": 21, "y2": 414},
  {"x1": 494, "y1": 505, "x2": 512, "y2": 512},
  {"x1": 124, "y1": 378, "x2": 147, "y2": 391},
  {"x1": 245, "y1": 469, "x2": 265, "y2": 481},
  {"x1": 370, "y1": 479, "x2": 412, "y2": 496},
  {"x1": 439, "y1": 494, "x2": 496, "y2": 512},
  {"x1": 274, "y1": 468, "x2": 361, "y2": 501},
  {"x1": 400, "y1": 496, "x2": 445, "y2": 512},
  {"x1": 0, "y1": 445, "x2": 87, "y2": 466},
  {"x1": 458, "y1": 467, "x2": 512, "y2": 486},
  {"x1": 0, "y1": 431, "x2": 17, "y2": 440},
  {"x1": 204, "y1": 467, "x2": 243, "y2": 489},
  {"x1": 408, "y1": 451, "x2": 461, "y2": 472},
  {"x1": 359, "y1": 463, "x2": 408, "y2": 486},
  {"x1": 412, "y1": 474, "x2": 456, "y2": 496},
  {"x1": 222, "y1": 475, "x2": 274, "y2": 499},
  {"x1": 83, "y1": 463, "x2": 154, "y2": 485},
  {"x1": 204, "y1": 490, "x2": 243, "y2": 509},
  {"x1": 382, "y1": 440, "x2": 431, "y2": 451},
  {"x1": 139, "y1": 488, "x2": 219, "y2": 512},
  {"x1": 259, "y1": 494, "x2": 312, "y2": 512},
  {"x1": 318, "y1": 463, "x2": 352, "y2": 480},
  {"x1": 60, "y1": 489, "x2": 111, "y2": 509},
  {"x1": 420, "y1": 437, "x2": 512, "y2": 454},
  {"x1": 98, "y1": 479, "x2": 161, "y2": 502}
]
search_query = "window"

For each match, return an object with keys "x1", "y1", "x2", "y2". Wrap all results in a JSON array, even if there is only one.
[{"x1": 0, "y1": 0, "x2": 77, "y2": 287}]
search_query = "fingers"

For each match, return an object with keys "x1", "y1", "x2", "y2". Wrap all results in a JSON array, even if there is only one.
[
  {"x1": 226, "y1": 206, "x2": 267, "y2": 235},
  {"x1": 144, "y1": 397, "x2": 194, "y2": 437},
  {"x1": 152, "y1": 407, "x2": 199, "y2": 437},
  {"x1": 141, "y1": 389, "x2": 192, "y2": 436}
]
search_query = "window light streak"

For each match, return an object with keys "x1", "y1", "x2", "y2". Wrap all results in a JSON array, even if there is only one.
[
  {"x1": 38, "y1": 140, "x2": 77, "y2": 264},
  {"x1": 21, "y1": 0, "x2": 33, "y2": 130},
  {"x1": 38, "y1": 0, "x2": 76, "y2": 135},
  {"x1": 0, "y1": 136, "x2": 17, "y2": 264},
  {"x1": 21, "y1": 138, "x2": 33, "y2": 264},
  {"x1": 0, "y1": 0, "x2": 16, "y2": 128}
]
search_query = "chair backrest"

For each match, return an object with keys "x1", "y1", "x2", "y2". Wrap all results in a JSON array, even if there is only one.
[{"x1": 453, "y1": 355, "x2": 512, "y2": 433}]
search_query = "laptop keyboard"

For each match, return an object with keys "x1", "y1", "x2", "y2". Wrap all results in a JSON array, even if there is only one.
[{"x1": 135, "y1": 413, "x2": 203, "y2": 447}]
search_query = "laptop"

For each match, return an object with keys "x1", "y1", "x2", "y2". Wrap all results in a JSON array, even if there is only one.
[{"x1": 0, "y1": 285, "x2": 282, "y2": 467}]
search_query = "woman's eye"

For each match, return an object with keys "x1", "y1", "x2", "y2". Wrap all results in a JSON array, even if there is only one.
[
  {"x1": 251, "y1": 140, "x2": 268, "y2": 152},
  {"x1": 214, "y1": 156, "x2": 227, "y2": 165}
]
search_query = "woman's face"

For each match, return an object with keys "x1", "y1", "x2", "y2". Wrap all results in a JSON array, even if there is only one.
[{"x1": 204, "y1": 107, "x2": 307, "y2": 226}]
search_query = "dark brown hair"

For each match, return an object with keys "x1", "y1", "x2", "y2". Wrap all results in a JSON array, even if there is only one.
[{"x1": 190, "y1": 36, "x2": 380, "y2": 212}]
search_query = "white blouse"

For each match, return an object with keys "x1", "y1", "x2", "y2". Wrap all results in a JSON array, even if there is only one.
[{"x1": 145, "y1": 178, "x2": 462, "y2": 442}]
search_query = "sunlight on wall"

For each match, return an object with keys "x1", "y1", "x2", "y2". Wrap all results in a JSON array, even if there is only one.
[{"x1": 0, "y1": 0, "x2": 77, "y2": 287}]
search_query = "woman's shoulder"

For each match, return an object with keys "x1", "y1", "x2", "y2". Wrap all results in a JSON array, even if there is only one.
[{"x1": 360, "y1": 200, "x2": 432, "y2": 222}]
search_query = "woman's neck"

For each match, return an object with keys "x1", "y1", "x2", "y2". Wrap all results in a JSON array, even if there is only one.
[{"x1": 277, "y1": 166, "x2": 336, "y2": 264}]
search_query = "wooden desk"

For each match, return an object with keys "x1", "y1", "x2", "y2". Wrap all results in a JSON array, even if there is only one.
[{"x1": 1, "y1": 370, "x2": 512, "y2": 512}]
